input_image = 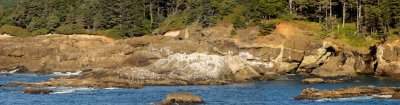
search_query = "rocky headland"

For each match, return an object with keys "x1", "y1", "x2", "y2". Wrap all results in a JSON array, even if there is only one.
[{"x1": 1, "y1": 22, "x2": 400, "y2": 88}]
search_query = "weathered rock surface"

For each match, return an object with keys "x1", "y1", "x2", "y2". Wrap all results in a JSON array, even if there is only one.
[
  {"x1": 161, "y1": 93, "x2": 203, "y2": 105},
  {"x1": 301, "y1": 78, "x2": 325, "y2": 84},
  {"x1": 295, "y1": 86, "x2": 400, "y2": 100},
  {"x1": 301, "y1": 77, "x2": 360, "y2": 84},
  {"x1": 22, "y1": 87, "x2": 53, "y2": 94},
  {"x1": 8, "y1": 53, "x2": 261, "y2": 87},
  {"x1": 1, "y1": 22, "x2": 389, "y2": 87},
  {"x1": 390, "y1": 92, "x2": 400, "y2": 99},
  {"x1": 0, "y1": 28, "x2": 319, "y2": 87},
  {"x1": 376, "y1": 40, "x2": 400, "y2": 76}
]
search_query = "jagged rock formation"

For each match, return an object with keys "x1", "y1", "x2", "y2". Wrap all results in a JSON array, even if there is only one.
[
  {"x1": 1, "y1": 22, "x2": 396, "y2": 87},
  {"x1": 376, "y1": 40, "x2": 400, "y2": 76}
]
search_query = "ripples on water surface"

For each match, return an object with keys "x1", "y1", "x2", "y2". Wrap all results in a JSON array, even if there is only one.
[{"x1": 1, "y1": 74, "x2": 400, "y2": 105}]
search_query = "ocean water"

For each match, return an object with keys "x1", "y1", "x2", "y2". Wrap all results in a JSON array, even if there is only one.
[{"x1": 1, "y1": 74, "x2": 400, "y2": 105}]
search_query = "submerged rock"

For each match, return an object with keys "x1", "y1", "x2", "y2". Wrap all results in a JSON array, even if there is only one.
[
  {"x1": 325, "y1": 77, "x2": 361, "y2": 83},
  {"x1": 301, "y1": 77, "x2": 360, "y2": 84},
  {"x1": 295, "y1": 86, "x2": 400, "y2": 100},
  {"x1": 161, "y1": 93, "x2": 203, "y2": 105},
  {"x1": 301, "y1": 78, "x2": 324, "y2": 84},
  {"x1": 22, "y1": 87, "x2": 53, "y2": 94}
]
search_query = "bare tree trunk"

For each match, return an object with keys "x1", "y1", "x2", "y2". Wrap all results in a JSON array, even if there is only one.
[
  {"x1": 172, "y1": 0, "x2": 180, "y2": 15},
  {"x1": 149, "y1": 0, "x2": 153, "y2": 32},
  {"x1": 330, "y1": 0, "x2": 332, "y2": 18},
  {"x1": 342, "y1": 0, "x2": 346, "y2": 28},
  {"x1": 289, "y1": 0, "x2": 293, "y2": 14},
  {"x1": 319, "y1": 5, "x2": 322, "y2": 23},
  {"x1": 325, "y1": 8, "x2": 328, "y2": 19},
  {"x1": 356, "y1": 0, "x2": 362, "y2": 35}
]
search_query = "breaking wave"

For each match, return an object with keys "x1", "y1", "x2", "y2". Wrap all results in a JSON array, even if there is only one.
[
  {"x1": 315, "y1": 95, "x2": 393, "y2": 102},
  {"x1": 52, "y1": 71, "x2": 82, "y2": 76},
  {"x1": 51, "y1": 87, "x2": 96, "y2": 94}
]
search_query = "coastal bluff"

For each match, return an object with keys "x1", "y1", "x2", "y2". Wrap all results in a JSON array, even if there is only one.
[{"x1": 1, "y1": 22, "x2": 399, "y2": 87}]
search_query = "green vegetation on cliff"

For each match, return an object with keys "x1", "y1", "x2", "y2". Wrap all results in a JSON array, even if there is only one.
[{"x1": 0, "y1": 0, "x2": 399, "y2": 43}]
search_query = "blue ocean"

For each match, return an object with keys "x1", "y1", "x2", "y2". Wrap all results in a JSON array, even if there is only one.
[{"x1": 1, "y1": 74, "x2": 400, "y2": 105}]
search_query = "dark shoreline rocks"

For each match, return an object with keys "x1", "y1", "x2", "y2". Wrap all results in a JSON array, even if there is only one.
[
  {"x1": 22, "y1": 87, "x2": 53, "y2": 94},
  {"x1": 161, "y1": 93, "x2": 203, "y2": 105},
  {"x1": 294, "y1": 86, "x2": 400, "y2": 100},
  {"x1": 7, "y1": 78, "x2": 143, "y2": 89}
]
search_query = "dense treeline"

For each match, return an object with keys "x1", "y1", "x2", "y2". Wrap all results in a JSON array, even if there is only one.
[{"x1": 0, "y1": 0, "x2": 399, "y2": 40}]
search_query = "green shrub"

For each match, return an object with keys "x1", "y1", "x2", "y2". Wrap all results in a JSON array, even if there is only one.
[
  {"x1": 96, "y1": 29, "x2": 126, "y2": 39},
  {"x1": 233, "y1": 15, "x2": 246, "y2": 29},
  {"x1": 83, "y1": 29, "x2": 98, "y2": 35},
  {"x1": 55, "y1": 24, "x2": 86, "y2": 35},
  {"x1": 258, "y1": 22, "x2": 276, "y2": 35},
  {"x1": 230, "y1": 29, "x2": 237, "y2": 36},
  {"x1": 393, "y1": 25, "x2": 400, "y2": 35},
  {"x1": 31, "y1": 28, "x2": 49, "y2": 36},
  {"x1": 159, "y1": 13, "x2": 188, "y2": 33},
  {"x1": 0, "y1": 25, "x2": 30, "y2": 36}
]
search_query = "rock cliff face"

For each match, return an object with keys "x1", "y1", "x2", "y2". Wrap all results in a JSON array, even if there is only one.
[
  {"x1": 376, "y1": 39, "x2": 400, "y2": 76},
  {"x1": 0, "y1": 22, "x2": 397, "y2": 87}
]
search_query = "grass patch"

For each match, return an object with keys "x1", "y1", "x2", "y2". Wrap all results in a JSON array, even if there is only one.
[
  {"x1": 31, "y1": 28, "x2": 48, "y2": 36},
  {"x1": 96, "y1": 29, "x2": 126, "y2": 39},
  {"x1": 336, "y1": 23, "x2": 377, "y2": 48},
  {"x1": 0, "y1": 25, "x2": 30, "y2": 37}
]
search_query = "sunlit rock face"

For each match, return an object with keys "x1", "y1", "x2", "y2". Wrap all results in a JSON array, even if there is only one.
[
  {"x1": 148, "y1": 53, "x2": 260, "y2": 81},
  {"x1": 376, "y1": 40, "x2": 400, "y2": 76}
]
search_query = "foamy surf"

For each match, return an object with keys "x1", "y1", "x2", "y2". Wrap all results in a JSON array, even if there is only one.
[
  {"x1": 51, "y1": 87, "x2": 97, "y2": 94},
  {"x1": 314, "y1": 95, "x2": 393, "y2": 102},
  {"x1": 8, "y1": 69, "x2": 19, "y2": 74},
  {"x1": 52, "y1": 71, "x2": 82, "y2": 76},
  {"x1": 104, "y1": 87, "x2": 120, "y2": 90}
]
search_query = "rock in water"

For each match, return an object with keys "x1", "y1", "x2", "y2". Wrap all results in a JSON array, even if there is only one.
[
  {"x1": 295, "y1": 86, "x2": 400, "y2": 100},
  {"x1": 391, "y1": 92, "x2": 400, "y2": 99},
  {"x1": 22, "y1": 87, "x2": 53, "y2": 94},
  {"x1": 301, "y1": 77, "x2": 360, "y2": 84},
  {"x1": 161, "y1": 93, "x2": 203, "y2": 105},
  {"x1": 301, "y1": 78, "x2": 324, "y2": 84}
]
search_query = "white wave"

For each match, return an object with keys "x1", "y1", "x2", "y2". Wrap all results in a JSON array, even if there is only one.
[
  {"x1": 315, "y1": 98, "x2": 332, "y2": 102},
  {"x1": 372, "y1": 95, "x2": 392, "y2": 98},
  {"x1": 335, "y1": 96, "x2": 374, "y2": 101},
  {"x1": 315, "y1": 95, "x2": 393, "y2": 102},
  {"x1": 52, "y1": 89, "x2": 75, "y2": 94},
  {"x1": 51, "y1": 87, "x2": 96, "y2": 94},
  {"x1": 52, "y1": 71, "x2": 82, "y2": 76},
  {"x1": 0, "y1": 69, "x2": 19, "y2": 75},
  {"x1": 104, "y1": 87, "x2": 120, "y2": 90},
  {"x1": 8, "y1": 69, "x2": 19, "y2": 74}
]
